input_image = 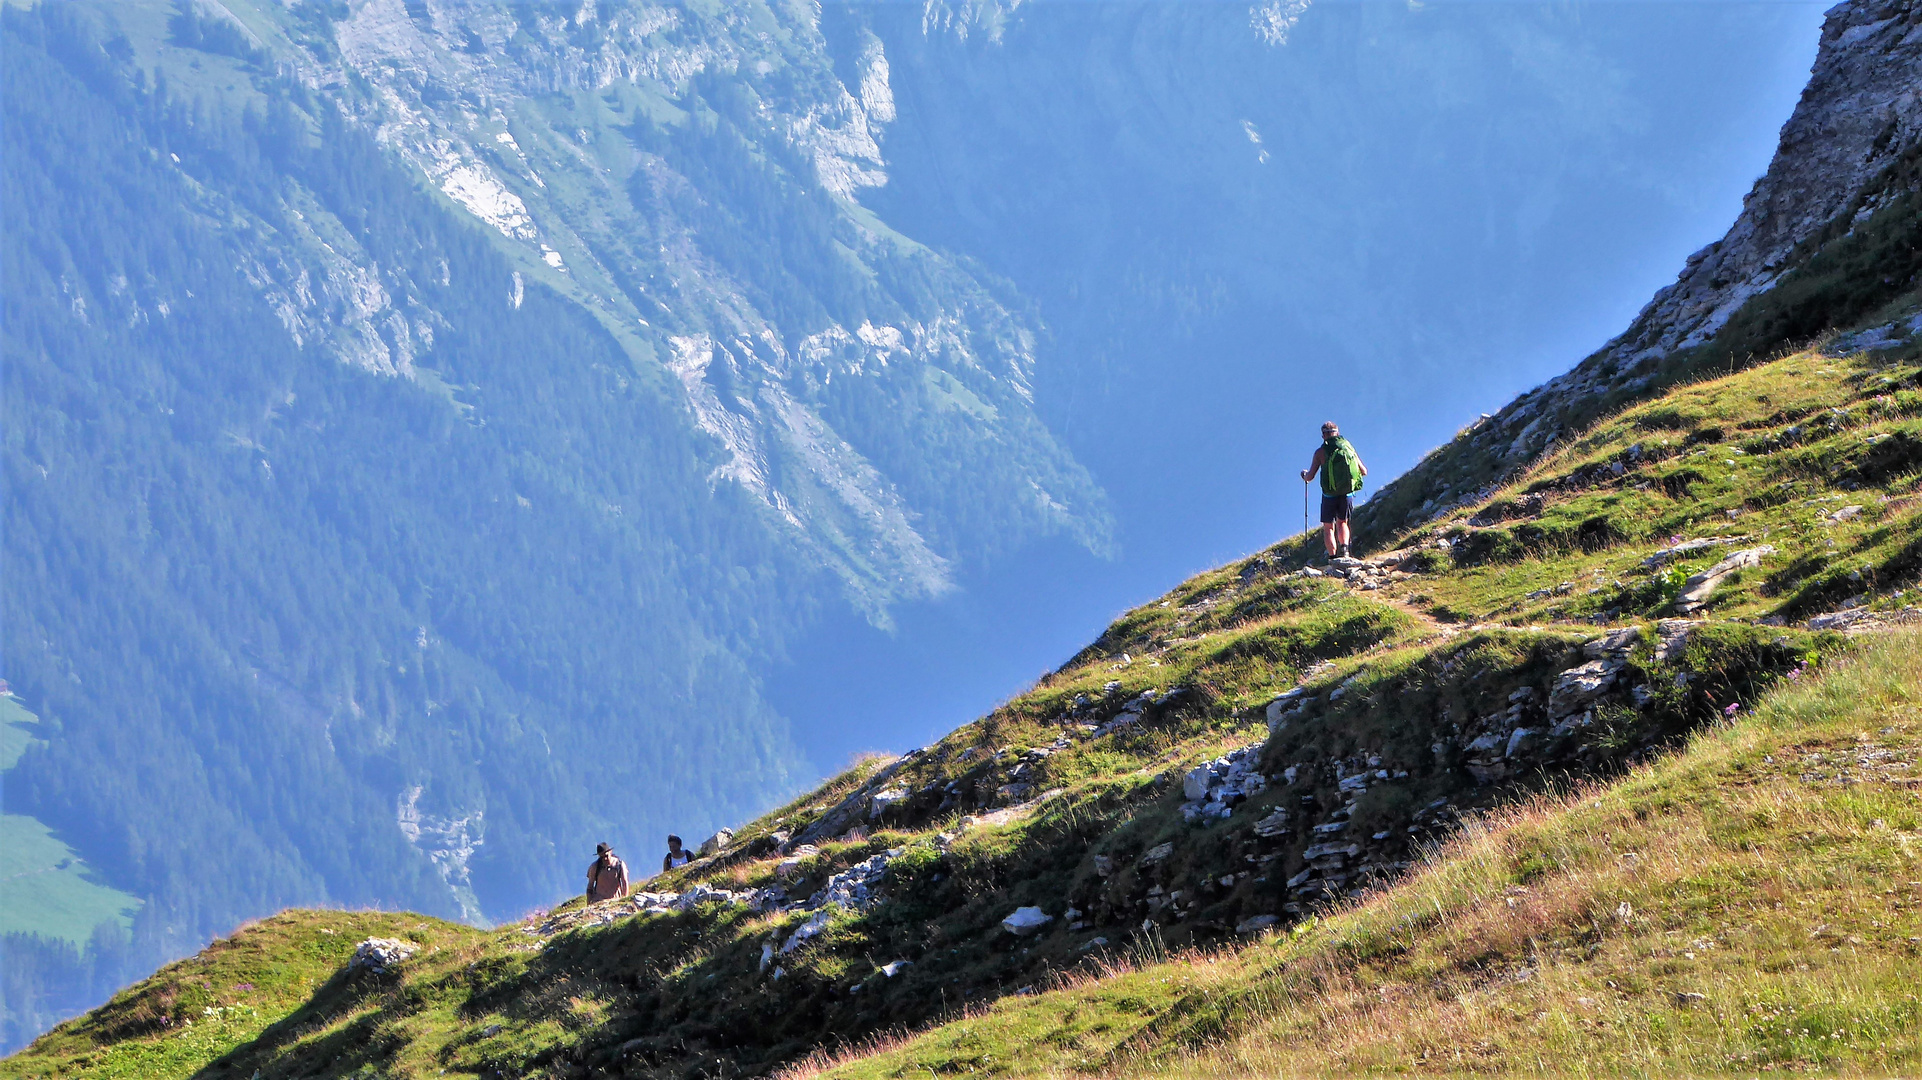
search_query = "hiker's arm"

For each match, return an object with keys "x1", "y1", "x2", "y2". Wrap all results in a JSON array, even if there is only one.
[
  {"x1": 1357, "y1": 456, "x2": 1368, "y2": 477},
  {"x1": 1299, "y1": 448, "x2": 1324, "y2": 482}
]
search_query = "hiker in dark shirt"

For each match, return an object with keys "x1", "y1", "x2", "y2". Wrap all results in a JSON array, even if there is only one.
[
  {"x1": 1300, "y1": 421, "x2": 1368, "y2": 559},
  {"x1": 663, "y1": 834, "x2": 692, "y2": 873},
  {"x1": 586, "y1": 842, "x2": 629, "y2": 901}
]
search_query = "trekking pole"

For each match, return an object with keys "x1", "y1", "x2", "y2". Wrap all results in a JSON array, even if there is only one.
[{"x1": 1303, "y1": 479, "x2": 1311, "y2": 540}]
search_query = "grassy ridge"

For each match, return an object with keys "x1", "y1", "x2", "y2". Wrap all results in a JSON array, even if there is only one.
[
  {"x1": 804, "y1": 629, "x2": 1922, "y2": 1078},
  {"x1": 1, "y1": 912, "x2": 480, "y2": 1080}
]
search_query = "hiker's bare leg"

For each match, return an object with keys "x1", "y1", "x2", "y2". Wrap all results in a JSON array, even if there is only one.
[
  {"x1": 1321, "y1": 521, "x2": 1338, "y2": 556},
  {"x1": 1336, "y1": 521, "x2": 1352, "y2": 552}
]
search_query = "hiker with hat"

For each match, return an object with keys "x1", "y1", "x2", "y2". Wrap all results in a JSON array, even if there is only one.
[
  {"x1": 1300, "y1": 421, "x2": 1368, "y2": 559},
  {"x1": 662, "y1": 834, "x2": 692, "y2": 873},
  {"x1": 586, "y1": 842, "x2": 629, "y2": 901}
]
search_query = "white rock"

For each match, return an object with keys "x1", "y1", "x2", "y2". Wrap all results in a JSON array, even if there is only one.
[
  {"x1": 1549, "y1": 660, "x2": 1621, "y2": 716},
  {"x1": 781, "y1": 909, "x2": 834, "y2": 954},
  {"x1": 348, "y1": 937, "x2": 417, "y2": 974},
  {"x1": 1505, "y1": 728, "x2": 1539, "y2": 758},
  {"x1": 1001, "y1": 906, "x2": 1053, "y2": 936},
  {"x1": 698, "y1": 827, "x2": 734, "y2": 857},
  {"x1": 1582, "y1": 627, "x2": 1641, "y2": 659},
  {"x1": 1808, "y1": 608, "x2": 1875, "y2": 631},
  {"x1": 1655, "y1": 619, "x2": 1701, "y2": 661},
  {"x1": 1252, "y1": 810, "x2": 1291, "y2": 838},
  {"x1": 1643, "y1": 536, "x2": 1748, "y2": 568},
  {"x1": 869, "y1": 786, "x2": 910, "y2": 818},
  {"x1": 1235, "y1": 914, "x2": 1279, "y2": 934},
  {"x1": 1674, "y1": 545, "x2": 1774, "y2": 614},
  {"x1": 1182, "y1": 766, "x2": 1216, "y2": 802},
  {"x1": 1465, "y1": 732, "x2": 1505, "y2": 756}
]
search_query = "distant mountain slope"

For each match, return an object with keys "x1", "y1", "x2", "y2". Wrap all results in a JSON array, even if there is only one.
[
  {"x1": 2, "y1": 1, "x2": 801, "y2": 1034},
  {"x1": 0, "y1": 0, "x2": 1107, "y2": 1050},
  {"x1": 199, "y1": 0, "x2": 1115, "y2": 606}
]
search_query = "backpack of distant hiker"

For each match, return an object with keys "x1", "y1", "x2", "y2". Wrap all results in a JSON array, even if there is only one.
[{"x1": 1321, "y1": 436, "x2": 1365, "y2": 497}]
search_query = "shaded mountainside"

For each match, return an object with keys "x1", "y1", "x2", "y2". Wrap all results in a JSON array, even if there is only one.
[{"x1": 12, "y1": 39, "x2": 1922, "y2": 1065}]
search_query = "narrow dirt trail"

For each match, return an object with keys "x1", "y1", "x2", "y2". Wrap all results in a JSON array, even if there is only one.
[{"x1": 1324, "y1": 556, "x2": 1623, "y2": 644}]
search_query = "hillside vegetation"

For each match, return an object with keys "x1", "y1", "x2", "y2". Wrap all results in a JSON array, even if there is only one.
[
  {"x1": 7, "y1": 300, "x2": 1920, "y2": 1077},
  {"x1": 809, "y1": 628, "x2": 1922, "y2": 1078}
]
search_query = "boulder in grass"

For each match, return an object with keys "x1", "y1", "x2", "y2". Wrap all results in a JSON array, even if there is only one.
[
  {"x1": 869, "y1": 786, "x2": 910, "y2": 818},
  {"x1": 348, "y1": 938, "x2": 417, "y2": 974},
  {"x1": 698, "y1": 828, "x2": 734, "y2": 857},
  {"x1": 1674, "y1": 545, "x2": 1774, "y2": 614},
  {"x1": 1001, "y1": 906, "x2": 1053, "y2": 936}
]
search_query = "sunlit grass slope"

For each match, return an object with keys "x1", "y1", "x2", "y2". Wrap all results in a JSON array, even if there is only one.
[
  {"x1": 805, "y1": 630, "x2": 1922, "y2": 1079},
  {"x1": 1, "y1": 912, "x2": 480, "y2": 1080}
]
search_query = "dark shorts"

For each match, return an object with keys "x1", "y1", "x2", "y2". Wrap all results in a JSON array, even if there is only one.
[{"x1": 1320, "y1": 495, "x2": 1353, "y2": 524}]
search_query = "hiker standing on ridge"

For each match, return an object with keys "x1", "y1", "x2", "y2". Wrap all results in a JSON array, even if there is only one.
[
  {"x1": 1300, "y1": 421, "x2": 1368, "y2": 559},
  {"x1": 586, "y1": 842, "x2": 629, "y2": 901},
  {"x1": 663, "y1": 834, "x2": 692, "y2": 873}
]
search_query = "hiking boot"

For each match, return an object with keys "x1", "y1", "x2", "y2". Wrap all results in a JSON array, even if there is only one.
[{"x1": 1335, "y1": 543, "x2": 1350, "y2": 559}]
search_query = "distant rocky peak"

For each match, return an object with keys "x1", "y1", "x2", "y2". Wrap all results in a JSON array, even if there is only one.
[
  {"x1": 1602, "y1": 0, "x2": 1922, "y2": 370},
  {"x1": 1362, "y1": 0, "x2": 1922, "y2": 536}
]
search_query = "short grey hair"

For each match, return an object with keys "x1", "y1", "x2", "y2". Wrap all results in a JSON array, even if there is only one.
[{"x1": 1321, "y1": 421, "x2": 1339, "y2": 435}]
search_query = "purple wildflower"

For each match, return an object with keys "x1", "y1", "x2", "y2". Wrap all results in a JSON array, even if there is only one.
[{"x1": 1723, "y1": 701, "x2": 1741, "y2": 718}]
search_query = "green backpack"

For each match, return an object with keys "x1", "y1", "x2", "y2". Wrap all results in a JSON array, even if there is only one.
[{"x1": 1321, "y1": 436, "x2": 1365, "y2": 497}]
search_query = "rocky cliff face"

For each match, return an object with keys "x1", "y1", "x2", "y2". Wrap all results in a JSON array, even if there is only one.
[
  {"x1": 1616, "y1": 0, "x2": 1922, "y2": 365},
  {"x1": 1364, "y1": 0, "x2": 1922, "y2": 530},
  {"x1": 215, "y1": 0, "x2": 1109, "y2": 610}
]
